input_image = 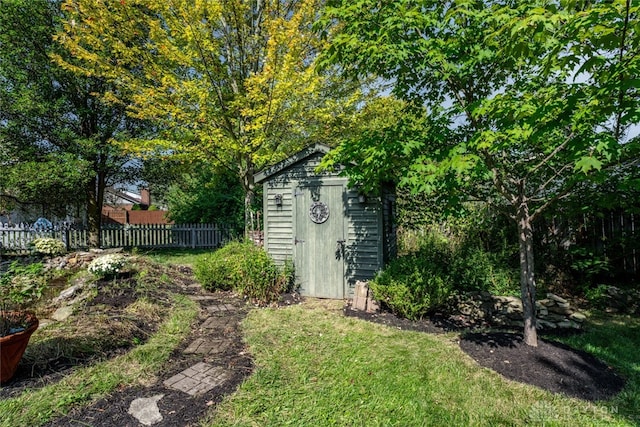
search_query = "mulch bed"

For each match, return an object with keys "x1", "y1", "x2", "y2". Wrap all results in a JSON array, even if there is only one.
[
  {"x1": 345, "y1": 305, "x2": 626, "y2": 401},
  {"x1": 460, "y1": 331, "x2": 625, "y2": 401}
]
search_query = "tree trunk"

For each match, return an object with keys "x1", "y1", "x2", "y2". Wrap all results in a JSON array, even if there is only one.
[
  {"x1": 242, "y1": 162, "x2": 256, "y2": 237},
  {"x1": 516, "y1": 198, "x2": 538, "y2": 347},
  {"x1": 86, "y1": 169, "x2": 106, "y2": 249},
  {"x1": 86, "y1": 175, "x2": 101, "y2": 248}
]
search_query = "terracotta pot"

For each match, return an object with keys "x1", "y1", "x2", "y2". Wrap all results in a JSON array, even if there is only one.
[{"x1": 0, "y1": 312, "x2": 39, "y2": 383}]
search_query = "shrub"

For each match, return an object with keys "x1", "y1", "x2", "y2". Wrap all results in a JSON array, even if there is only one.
[
  {"x1": 88, "y1": 254, "x2": 127, "y2": 279},
  {"x1": 449, "y1": 245, "x2": 518, "y2": 296},
  {"x1": 370, "y1": 253, "x2": 451, "y2": 320},
  {"x1": 372, "y1": 225, "x2": 519, "y2": 320},
  {"x1": 31, "y1": 237, "x2": 66, "y2": 256},
  {"x1": 195, "y1": 240, "x2": 294, "y2": 304}
]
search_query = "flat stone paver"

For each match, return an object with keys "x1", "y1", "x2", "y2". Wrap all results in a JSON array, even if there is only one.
[
  {"x1": 206, "y1": 303, "x2": 236, "y2": 314},
  {"x1": 163, "y1": 362, "x2": 231, "y2": 396},
  {"x1": 188, "y1": 295, "x2": 220, "y2": 301},
  {"x1": 184, "y1": 337, "x2": 231, "y2": 355},
  {"x1": 201, "y1": 316, "x2": 235, "y2": 329}
]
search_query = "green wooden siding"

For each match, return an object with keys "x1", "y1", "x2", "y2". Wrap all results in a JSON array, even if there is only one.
[
  {"x1": 257, "y1": 143, "x2": 395, "y2": 299},
  {"x1": 264, "y1": 186, "x2": 294, "y2": 264}
]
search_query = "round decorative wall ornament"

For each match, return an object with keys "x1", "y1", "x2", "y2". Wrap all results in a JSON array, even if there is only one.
[{"x1": 309, "y1": 201, "x2": 329, "y2": 224}]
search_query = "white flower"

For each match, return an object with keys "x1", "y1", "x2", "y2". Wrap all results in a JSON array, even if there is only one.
[{"x1": 88, "y1": 254, "x2": 127, "y2": 278}]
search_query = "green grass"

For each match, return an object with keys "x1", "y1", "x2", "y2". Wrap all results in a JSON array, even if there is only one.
[
  {"x1": 206, "y1": 302, "x2": 639, "y2": 426},
  {"x1": 556, "y1": 313, "x2": 640, "y2": 421},
  {"x1": 0, "y1": 294, "x2": 198, "y2": 427},
  {"x1": 136, "y1": 248, "x2": 213, "y2": 267}
]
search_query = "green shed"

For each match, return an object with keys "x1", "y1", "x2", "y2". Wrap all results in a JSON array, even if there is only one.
[{"x1": 255, "y1": 143, "x2": 397, "y2": 299}]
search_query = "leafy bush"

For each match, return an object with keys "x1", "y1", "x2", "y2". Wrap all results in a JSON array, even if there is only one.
[
  {"x1": 370, "y1": 262, "x2": 449, "y2": 320},
  {"x1": 88, "y1": 254, "x2": 127, "y2": 278},
  {"x1": 370, "y1": 235, "x2": 453, "y2": 320},
  {"x1": 372, "y1": 225, "x2": 519, "y2": 320},
  {"x1": 31, "y1": 237, "x2": 66, "y2": 256},
  {"x1": 450, "y1": 245, "x2": 518, "y2": 296},
  {"x1": 195, "y1": 241, "x2": 294, "y2": 304},
  {"x1": 0, "y1": 261, "x2": 47, "y2": 308}
]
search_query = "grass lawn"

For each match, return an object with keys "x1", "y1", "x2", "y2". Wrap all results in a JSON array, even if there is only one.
[
  {"x1": 207, "y1": 300, "x2": 639, "y2": 427},
  {"x1": 137, "y1": 247, "x2": 213, "y2": 267}
]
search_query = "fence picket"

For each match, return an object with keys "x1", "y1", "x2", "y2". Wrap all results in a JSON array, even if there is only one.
[{"x1": 0, "y1": 223, "x2": 231, "y2": 253}]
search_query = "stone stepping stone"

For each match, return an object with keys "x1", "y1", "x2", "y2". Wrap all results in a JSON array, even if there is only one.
[
  {"x1": 184, "y1": 338, "x2": 231, "y2": 355},
  {"x1": 188, "y1": 295, "x2": 220, "y2": 301},
  {"x1": 201, "y1": 316, "x2": 236, "y2": 330},
  {"x1": 206, "y1": 303, "x2": 236, "y2": 314},
  {"x1": 128, "y1": 394, "x2": 164, "y2": 426},
  {"x1": 163, "y1": 362, "x2": 231, "y2": 396}
]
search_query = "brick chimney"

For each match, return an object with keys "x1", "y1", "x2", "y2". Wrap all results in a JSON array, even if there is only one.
[{"x1": 140, "y1": 188, "x2": 151, "y2": 208}]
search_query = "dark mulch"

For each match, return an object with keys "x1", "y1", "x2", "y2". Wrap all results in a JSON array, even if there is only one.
[
  {"x1": 459, "y1": 331, "x2": 625, "y2": 401},
  {"x1": 345, "y1": 304, "x2": 626, "y2": 401}
]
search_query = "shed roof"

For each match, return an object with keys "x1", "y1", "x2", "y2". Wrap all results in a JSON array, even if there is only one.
[{"x1": 254, "y1": 143, "x2": 331, "y2": 184}]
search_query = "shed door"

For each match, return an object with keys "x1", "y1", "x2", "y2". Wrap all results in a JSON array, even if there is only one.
[{"x1": 294, "y1": 183, "x2": 345, "y2": 298}]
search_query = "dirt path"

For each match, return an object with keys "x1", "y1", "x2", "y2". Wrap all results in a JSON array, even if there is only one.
[{"x1": 44, "y1": 285, "x2": 253, "y2": 427}]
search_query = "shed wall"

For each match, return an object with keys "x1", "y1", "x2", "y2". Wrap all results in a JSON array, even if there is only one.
[{"x1": 259, "y1": 146, "x2": 396, "y2": 299}]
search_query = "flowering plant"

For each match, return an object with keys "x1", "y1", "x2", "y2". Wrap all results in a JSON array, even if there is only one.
[
  {"x1": 87, "y1": 254, "x2": 127, "y2": 278},
  {"x1": 31, "y1": 238, "x2": 66, "y2": 256}
]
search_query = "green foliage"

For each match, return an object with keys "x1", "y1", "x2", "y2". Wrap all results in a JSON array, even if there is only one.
[
  {"x1": 569, "y1": 247, "x2": 612, "y2": 282},
  {"x1": 0, "y1": 0, "x2": 145, "y2": 244},
  {"x1": 371, "y1": 230, "x2": 452, "y2": 320},
  {"x1": 166, "y1": 165, "x2": 245, "y2": 234},
  {"x1": 583, "y1": 284, "x2": 610, "y2": 309},
  {"x1": 195, "y1": 241, "x2": 294, "y2": 304},
  {"x1": 320, "y1": 0, "x2": 640, "y2": 345},
  {"x1": 31, "y1": 238, "x2": 66, "y2": 256},
  {"x1": 370, "y1": 259, "x2": 450, "y2": 321},
  {"x1": 372, "y1": 215, "x2": 519, "y2": 320},
  {"x1": 0, "y1": 154, "x2": 91, "y2": 217},
  {"x1": 0, "y1": 261, "x2": 47, "y2": 313},
  {"x1": 56, "y1": 0, "x2": 370, "y2": 233}
]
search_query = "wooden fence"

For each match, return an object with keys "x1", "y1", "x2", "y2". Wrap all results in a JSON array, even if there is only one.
[
  {"x1": 539, "y1": 210, "x2": 639, "y2": 281},
  {"x1": 0, "y1": 223, "x2": 232, "y2": 253}
]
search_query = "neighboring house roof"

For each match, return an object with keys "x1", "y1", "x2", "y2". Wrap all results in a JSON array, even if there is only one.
[
  {"x1": 106, "y1": 189, "x2": 141, "y2": 205},
  {"x1": 104, "y1": 188, "x2": 151, "y2": 208},
  {"x1": 254, "y1": 143, "x2": 331, "y2": 184}
]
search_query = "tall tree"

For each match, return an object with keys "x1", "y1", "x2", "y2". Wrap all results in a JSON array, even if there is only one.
[
  {"x1": 164, "y1": 164, "x2": 246, "y2": 234},
  {"x1": 320, "y1": 0, "x2": 640, "y2": 346},
  {"x1": 0, "y1": 0, "x2": 144, "y2": 246},
  {"x1": 55, "y1": 0, "x2": 365, "y2": 233}
]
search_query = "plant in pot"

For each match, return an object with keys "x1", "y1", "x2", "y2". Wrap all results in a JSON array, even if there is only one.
[{"x1": 0, "y1": 261, "x2": 47, "y2": 383}]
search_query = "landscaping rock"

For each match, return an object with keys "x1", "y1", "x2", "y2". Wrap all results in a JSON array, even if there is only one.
[
  {"x1": 54, "y1": 284, "x2": 82, "y2": 303},
  {"x1": 51, "y1": 306, "x2": 74, "y2": 322},
  {"x1": 537, "y1": 319, "x2": 557, "y2": 329},
  {"x1": 548, "y1": 305, "x2": 572, "y2": 315},
  {"x1": 128, "y1": 394, "x2": 164, "y2": 426},
  {"x1": 350, "y1": 281, "x2": 380, "y2": 314},
  {"x1": 443, "y1": 291, "x2": 586, "y2": 331},
  {"x1": 547, "y1": 293, "x2": 568, "y2": 304},
  {"x1": 570, "y1": 312, "x2": 587, "y2": 322}
]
